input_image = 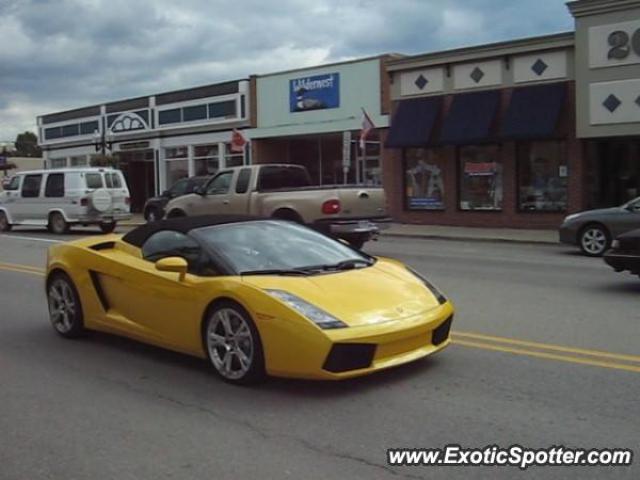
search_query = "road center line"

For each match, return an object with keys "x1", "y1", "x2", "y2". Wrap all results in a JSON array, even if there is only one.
[
  {"x1": 452, "y1": 331, "x2": 640, "y2": 364},
  {"x1": 453, "y1": 339, "x2": 640, "y2": 374}
]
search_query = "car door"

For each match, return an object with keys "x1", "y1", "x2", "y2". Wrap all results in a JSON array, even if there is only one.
[
  {"x1": 95, "y1": 231, "x2": 210, "y2": 351},
  {"x1": 614, "y1": 199, "x2": 640, "y2": 236},
  {"x1": 14, "y1": 173, "x2": 44, "y2": 224},
  {"x1": 189, "y1": 170, "x2": 236, "y2": 216},
  {"x1": 1, "y1": 175, "x2": 22, "y2": 221}
]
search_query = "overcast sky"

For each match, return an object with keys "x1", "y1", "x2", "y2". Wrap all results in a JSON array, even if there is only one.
[{"x1": 0, "y1": 0, "x2": 573, "y2": 142}]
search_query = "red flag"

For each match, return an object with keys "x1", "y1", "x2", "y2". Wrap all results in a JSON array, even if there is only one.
[
  {"x1": 359, "y1": 108, "x2": 375, "y2": 152},
  {"x1": 231, "y1": 129, "x2": 247, "y2": 153}
]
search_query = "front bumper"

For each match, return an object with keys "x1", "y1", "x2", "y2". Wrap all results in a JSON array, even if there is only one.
[
  {"x1": 604, "y1": 250, "x2": 640, "y2": 275},
  {"x1": 268, "y1": 301, "x2": 454, "y2": 380},
  {"x1": 558, "y1": 223, "x2": 579, "y2": 245}
]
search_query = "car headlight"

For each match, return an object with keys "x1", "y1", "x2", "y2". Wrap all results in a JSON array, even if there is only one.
[
  {"x1": 563, "y1": 213, "x2": 581, "y2": 223},
  {"x1": 266, "y1": 290, "x2": 347, "y2": 329},
  {"x1": 406, "y1": 267, "x2": 447, "y2": 305}
]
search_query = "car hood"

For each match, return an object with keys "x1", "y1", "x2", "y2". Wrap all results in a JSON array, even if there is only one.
[
  {"x1": 242, "y1": 259, "x2": 442, "y2": 327},
  {"x1": 576, "y1": 207, "x2": 624, "y2": 218}
]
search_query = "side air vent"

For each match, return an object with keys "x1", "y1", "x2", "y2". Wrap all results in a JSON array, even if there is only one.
[
  {"x1": 89, "y1": 270, "x2": 110, "y2": 311},
  {"x1": 90, "y1": 241, "x2": 116, "y2": 251}
]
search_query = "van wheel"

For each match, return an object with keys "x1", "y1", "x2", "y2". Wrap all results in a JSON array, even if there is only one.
[
  {"x1": 0, "y1": 212, "x2": 11, "y2": 232},
  {"x1": 99, "y1": 222, "x2": 117, "y2": 234},
  {"x1": 49, "y1": 212, "x2": 70, "y2": 234}
]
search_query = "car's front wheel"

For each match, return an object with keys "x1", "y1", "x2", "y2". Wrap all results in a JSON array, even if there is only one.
[
  {"x1": 145, "y1": 207, "x2": 162, "y2": 223},
  {"x1": 204, "y1": 301, "x2": 265, "y2": 385},
  {"x1": 579, "y1": 224, "x2": 610, "y2": 257},
  {"x1": 47, "y1": 272, "x2": 85, "y2": 338}
]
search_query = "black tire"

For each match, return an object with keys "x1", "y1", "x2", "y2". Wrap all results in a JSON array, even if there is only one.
[
  {"x1": 579, "y1": 223, "x2": 610, "y2": 257},
  {"x1": 346, "y1": 236, "x2": 366, "y2": 250},
  {"x1": 99, "y1": 222, "x2": 117, "y2": 234},
  {"x1": 46, "y1": 272, "x2": 85, "y2": 338},
  {"x1": 167, "y1": 209, "x2": 186, "y2": 219},
  {"x1": 48, "y1": 212, "x2": 70, "y2": 234},
  {"x1": 144, "y1": 207, "x2": 162, "y2": 223},
  {"x1": 272, "y1": 209, "x2": 303, "y2": 224},
  {"x1": 203, "y1": 300, "x2": 265, "y2": 385},
  {"x1": 0, "y1": 211, "x2": 11, "y2": 232}
]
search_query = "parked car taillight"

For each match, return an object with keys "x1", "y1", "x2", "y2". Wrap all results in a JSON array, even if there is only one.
[
  {"x1": 80, "y1": 198, "x2": 89, "y2": 207},
  {"x1": 322, "y1": 199, "x2": 341, "y2": 215}
]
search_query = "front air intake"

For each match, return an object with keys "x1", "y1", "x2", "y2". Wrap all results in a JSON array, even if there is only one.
[{"x1": 323, "y1": 343, "x2": 376, "y2": 373}]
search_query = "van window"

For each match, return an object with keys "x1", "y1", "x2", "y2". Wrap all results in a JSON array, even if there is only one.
[
  {"x1": 104, "y1": 172, "x2": 122, "y2": 189},
  {"x1": 45, "y1": 173, "x2": 65, "y2": 198},
  {"x1": 85, "y1": 173, "x2": 103, "y2": 189},
  {"x1": 21, "y1": 174, "x2": 43, "y2": 198}
]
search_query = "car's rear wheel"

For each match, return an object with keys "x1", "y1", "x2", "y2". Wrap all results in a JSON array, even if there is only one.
[
  {"x1": 204, "y1": 301, "x2": 265, "y2": 385},
  {"x1": 48, "y1": 212, "x2": 70, "y2": 234},
  {"x1": 0, "y1": 211, "x2": 11, "y2": 232},
  {"x1": 99, "y1": 221, "x2": 117, "y2": 234},
  {"x1": 579, "y1": 224, "x2": 610, "y2": 257},
  {"x1": 47, "y1": 272, "x2": 85, "y2": 338}
]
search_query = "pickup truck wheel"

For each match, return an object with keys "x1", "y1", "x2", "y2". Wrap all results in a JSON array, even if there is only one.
[
  {"x1": 167, "y1": 209, "x2": 186, "y2": 219},
  {"x1": 346, "y1": 237, "x2": 366, "y2": 250},
  {"x1": 272, "y1": 209, "x2": 303, "y2": 224},
  {"x1": 145, "y1": 207, "x2": 161, "y2": 223}
]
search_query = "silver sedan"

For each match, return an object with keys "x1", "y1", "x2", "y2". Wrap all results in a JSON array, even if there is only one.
[{"x1": 559, "y1": 197, "x2": 640, "y2": 256}]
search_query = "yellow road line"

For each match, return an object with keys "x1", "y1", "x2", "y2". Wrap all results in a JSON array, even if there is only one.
[
  {"x1": 453, "y1": 339, "x2": 640, "y2": 374},
  {"x1": 0, "y1": 263, "x2": 45, "y2": 277},
  {"x1": 452, "y1": 330, "x2": 640, "y2": 364}
]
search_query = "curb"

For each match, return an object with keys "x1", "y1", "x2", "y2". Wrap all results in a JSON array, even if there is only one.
[{"x1": 379, "y1": 232, "x2": 559, "y2": 246}]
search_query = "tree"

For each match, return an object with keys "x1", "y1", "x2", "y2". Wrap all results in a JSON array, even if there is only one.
[{"x1": 14, "y1": 131, "x2": 41, "y2": 158}]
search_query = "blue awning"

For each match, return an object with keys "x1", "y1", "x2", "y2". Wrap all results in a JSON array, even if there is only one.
[
  {"x1": 439, "y1": 90, "x2": 500, "y2": 145},
  {"x1": 501, "y1": 82, "x2": 567, "y2": 139},
  {"x1": 385, "y1": 96, "x2": 442, "y2": 148}
]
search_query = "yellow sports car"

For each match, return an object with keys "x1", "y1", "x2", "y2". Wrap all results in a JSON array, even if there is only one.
[{"x1": 46, "y1": 215, "x2": 454, "y2": 384}]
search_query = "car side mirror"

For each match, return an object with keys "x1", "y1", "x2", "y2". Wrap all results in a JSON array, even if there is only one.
[
  {"x1": 155, "y1": 256, "x2": 188, "y2": 281},
  {"x1": 162, "y1": 190, "x2": 172, "y2": 198},
  {"x1": 194, "y1": 186, "x2": 206, "y2": 196}
]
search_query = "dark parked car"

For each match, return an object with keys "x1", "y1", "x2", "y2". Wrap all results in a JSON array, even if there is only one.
[
  {"x1": 604, "y1": 229, "x2": 640, "y2": 278},
  {"x1": 559, "y1": 197, "x2": 640, "y2": 256},
  {"x1": 143, "y1": 176, "x2": 209, "y2": 222}
]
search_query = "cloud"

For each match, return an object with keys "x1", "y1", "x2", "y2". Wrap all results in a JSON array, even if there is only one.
[{"x1": 0, "y1": 0, "x2": 573, "y2": 142}]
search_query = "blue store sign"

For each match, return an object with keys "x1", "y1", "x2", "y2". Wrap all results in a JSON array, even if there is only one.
[{"x1": 289, "y1": 73, "x2": 340, "y2": 112}]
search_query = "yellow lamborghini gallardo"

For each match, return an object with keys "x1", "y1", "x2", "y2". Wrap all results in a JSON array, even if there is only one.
[{"x1": 45, "y1": 216, "x2": 454, "y2": 384}]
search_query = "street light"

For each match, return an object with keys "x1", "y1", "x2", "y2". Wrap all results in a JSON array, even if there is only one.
[{"x1": 93, "y1": 129, "x2": 114, "y2": 156}]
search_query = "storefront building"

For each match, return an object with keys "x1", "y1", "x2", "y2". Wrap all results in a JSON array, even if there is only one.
[
  {"x1": 250, "y1": 56, "x2": 393, "y2": 185},
  {"x1": 37, "y1": 80, "x2": 252, "y2": 212},
  {"x1": 383, "y1": 33, "x2": 581, "y2": 228},
  {"x1": 382, "y1": 0, "x2": 640, "y2": 228}
]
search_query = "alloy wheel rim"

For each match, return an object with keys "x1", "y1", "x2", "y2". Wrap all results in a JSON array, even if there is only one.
[
  {"x1": 148, "y1": 211, "x2": 156, "y2": 222},
  {"x1": 48, "y1": 279, "x2": 76, "y2": 333},
  {"x1": 207, "y1": 308, "x2": 254, "y2": 380},
  {"x1": 582, "y1": 228, "x2": 606, "y2": 254}
]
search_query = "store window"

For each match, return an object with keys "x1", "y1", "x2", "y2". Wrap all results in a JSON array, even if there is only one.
[
  {"x1": 49, "y1": 158, "x2": 67, "y2": 168},
  {"x1": 165, "y1": 146, "x2": 188, "y2": 187},
  {"x1": 517, "y1": 141, "x2": 567, "y2": 212},
  {"x1": 194, "y1": 144, "x2": 219, "y2": 176},
  {"x1": 459, "y1": 145, "x2": 502, "y2": 211},
  {"x1": 69, "y1": 155, "x2": 87, "y2": 167},
  {"x1": 404, "y1": 148, "x2": 446, "y2": 210},
  {"x1": 359, "y1": 141, "x2": 382, "y2": 186},
  {"x1": 224, "y1": 143, "x2": 244, "y2": 168}
]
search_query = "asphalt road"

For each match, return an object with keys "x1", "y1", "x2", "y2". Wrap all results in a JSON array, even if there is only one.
[{"x1": 0, "y1": 228, "x2": 638, "y2": 479}]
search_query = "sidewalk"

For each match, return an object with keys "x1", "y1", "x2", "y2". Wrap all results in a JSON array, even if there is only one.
[
  {"x1": 120, "y1": 215, "x2": 558, "y2": 245},
  {"x1": 381, "y1": 223, "x2": 558, "y2": 245}
]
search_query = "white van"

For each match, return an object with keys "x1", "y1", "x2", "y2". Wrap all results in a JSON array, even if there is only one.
[{"x1": 0, "y1": 167, "x2": 132, "y2": 234}]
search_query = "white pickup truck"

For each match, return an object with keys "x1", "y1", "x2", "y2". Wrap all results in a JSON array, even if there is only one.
[{"x1": 164, "y1": 164, "x2": 390, "y2": 248}]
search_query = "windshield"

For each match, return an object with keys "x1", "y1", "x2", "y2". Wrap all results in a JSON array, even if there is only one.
[{"x1": 193, "y1": 220, "x2": 371, "y2": 274}]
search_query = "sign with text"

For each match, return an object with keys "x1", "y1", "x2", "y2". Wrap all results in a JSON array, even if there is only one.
[
  {"x1": 589, "y1": 20, "x2": 640, "y2": 68},
  {"x1": 289, "y1": 73, "x2": 340, "y2": 112}
]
